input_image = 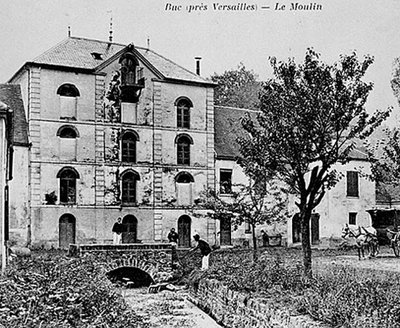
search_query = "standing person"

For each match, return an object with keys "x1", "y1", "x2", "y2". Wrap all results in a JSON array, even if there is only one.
[
  {"x1": 261, "y1": 230, "x2": 269, "y2": 247},
  {"x1": 191, "y1": 234, "x2": 212, "y2": 270},
  {"x1": 167, "y1": 228, "x2": 179, "y2": 247},
  {"x1": 112, "y1": 217, "x2": 124, "y2": 245}
]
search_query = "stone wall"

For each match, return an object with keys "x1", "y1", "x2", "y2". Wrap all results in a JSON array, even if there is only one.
[
  {"x1": 189, "y1": 278, "x2": 330, "y2": 328},
  {"x1": 70, "y1": 243, "x2": 174, "y2": 283}
]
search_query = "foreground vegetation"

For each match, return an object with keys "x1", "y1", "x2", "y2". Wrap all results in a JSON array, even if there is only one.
[
  {"x1": 182, "y1": 247, "x2": 400, "y2": 327},
  {"x1": 0, "y1": 251, "x2": 148, "y2": 328},
  {"x1": 2, "y1": 248, "x2": 400, "y2": 327}
]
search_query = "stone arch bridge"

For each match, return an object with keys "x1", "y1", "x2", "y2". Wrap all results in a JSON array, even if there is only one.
[{"x1": 69, "y1": 243, "x2": 176, "y2": 284}]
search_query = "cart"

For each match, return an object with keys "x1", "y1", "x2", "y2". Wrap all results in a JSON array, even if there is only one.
[{"x1": 387, "y1": 229, "x2": 400, "y2": 257}]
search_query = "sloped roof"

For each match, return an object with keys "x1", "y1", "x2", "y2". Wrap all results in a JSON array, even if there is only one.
[
  {"x1": 0, "y1": 84, "x2": 29, "y2": 146},
  {"x1": 348, "y1": 147, "x2": 368, "y2": 161},
  {"x1": 214, "y1": 106, "x2": 256, "y2": 159},
  {"x1": 214, "y1": 105, "x2": 370, "y2": 161},
  {"x1": 28, "y1": 37, "x2": 211, "y2": 85}
]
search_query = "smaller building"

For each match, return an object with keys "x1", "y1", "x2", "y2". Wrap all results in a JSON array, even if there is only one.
[
  {"x1": 214, "y1": 106, "x2": 287, "y2": 247},
  {"x1": 0, "y1": 85, "x2": 29, "y2": 248},
  {"x1": 214, "y1": 105, "x2": 376, "y2": 248},
  {"x1": 287, "y1": 148, "x2": 375, "y2": 247},
  {"x1": 0, "y1": 97, "x2": 14, "y2": 270}
]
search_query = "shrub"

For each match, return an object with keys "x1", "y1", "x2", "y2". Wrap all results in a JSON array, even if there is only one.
[
  {"x1": 0, "y1": 252, "x2": 149, "y2": 327},
  {"x1": 192, "y1": 248, "x2": 400, "y2": 328}
]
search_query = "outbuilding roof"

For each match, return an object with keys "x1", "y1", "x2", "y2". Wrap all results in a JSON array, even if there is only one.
[
  {"x1": 0, "y1": 84, "x2": 29, "y2": 146},
  {"x1": 22, "y1": 36, "x2": 212, "y2": 85},
  {"x1": 214, "y1": 106, "x2": 370, "y2": 161}
]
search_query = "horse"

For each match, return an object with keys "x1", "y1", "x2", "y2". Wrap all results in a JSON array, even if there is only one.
[{"x1": 341, "y1": 224, "x2": 379, "y2": 260}]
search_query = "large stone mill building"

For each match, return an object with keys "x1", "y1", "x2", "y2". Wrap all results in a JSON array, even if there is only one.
[{"x1": 9, "y1": 36, "x2": 220, "y2": 248}]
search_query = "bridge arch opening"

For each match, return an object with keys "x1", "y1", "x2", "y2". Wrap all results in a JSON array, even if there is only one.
[{"x1": 106, "y1": 266, "x2": 154, "y2": 287}]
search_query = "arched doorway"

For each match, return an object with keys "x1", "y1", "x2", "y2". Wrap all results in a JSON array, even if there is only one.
[
  {"x1": 311, "y1": 213, "x2": 320, "y2": 245},
  {"x1": 220, "y1": 215, "x2": 232, "y2": 246},
  {"x1": 122, "y1": 215, "x2": 137, "y2": 243},
  {"x1": 178, "y1": 215, "x2": 191, "y2": 247},
  {"x1": 292, "y1": 213, "x2": 301, "y2": 244},
  {"x1": 59, "y1": 214, "x2": 76, "y2": 249}
]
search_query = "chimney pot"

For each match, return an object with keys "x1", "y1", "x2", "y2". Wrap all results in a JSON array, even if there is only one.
[{"x1": 195, "y1": 57, "x2": 202, "y2": 75}]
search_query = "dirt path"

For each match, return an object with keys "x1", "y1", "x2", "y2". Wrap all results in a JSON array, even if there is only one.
[
  {"x1": 122, "y1": 287, "x2": 222, "y2": 328},
  {"x1": 314, "y1": 246, "x2": 400, "y2": 272}
]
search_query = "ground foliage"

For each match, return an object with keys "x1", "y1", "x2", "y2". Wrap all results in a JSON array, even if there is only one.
[
  {"x1": 0, "y1": 251, "x2": 148, "y2": 328},
  {"x1": 197, "y1": 183, "x2": 288, "y2": 257},
  {"x1": 186, "y1": 248, "x2": 400, "y2": 327}
]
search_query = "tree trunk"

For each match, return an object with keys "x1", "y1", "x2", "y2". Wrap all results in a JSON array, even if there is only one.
[
  {"x1": 251, "y1": 223, "x2": 258, "y2": 262},
  {"x1": 301, "y1": 210, "x2": 312, "y2": 277}
]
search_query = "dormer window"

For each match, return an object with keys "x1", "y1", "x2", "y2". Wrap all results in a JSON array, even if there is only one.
[
  {"x1": 120, "y1": 54, "x2": 137, "y2": 85},
  {"x1": 118, "y1": 44, "x2": 144, "y2": 103},
  {"x1": 91, "y1": 52, "x2": 103, "y2": 60}
]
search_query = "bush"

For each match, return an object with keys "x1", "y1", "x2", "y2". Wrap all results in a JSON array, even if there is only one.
[
  {"x1": 0, "y1": 252, "x2": 149, "y2": 327},
  {"x1": 297, "y1": 267, "x2": 400, "y2": 327},
  {"x1": 194, "y1": 248, "x2": 400, "y2": 328}
]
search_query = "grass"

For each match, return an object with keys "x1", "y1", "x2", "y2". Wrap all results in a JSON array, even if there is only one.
[
  {"x1": 3, "y1": 247, "x2": 400, "y2": 327},
  {"x1": 182, "y1": 246, "x2": 400, "y2": 327},
  {"x1": 0, "y1": 250, "x2": 149, "y2": 328}
]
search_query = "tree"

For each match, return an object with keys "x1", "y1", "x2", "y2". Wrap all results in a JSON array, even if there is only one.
[
  {"x1": 367, "y1": 127, "x2": 400, "y2": 207},
  {"x1": 200, "y1": 178, "x2": 288, "y2": 260},
  {"x1": 238, "y1": 49, "x2": 390, "y2": 276},
  {"x1": 211, "y1": 63, "x2": 261, "y2": 109}
]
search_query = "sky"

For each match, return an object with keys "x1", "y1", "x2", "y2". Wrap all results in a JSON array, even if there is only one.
[{"x1": 1, "y1": 0, "x2": 400, "y2": 121}]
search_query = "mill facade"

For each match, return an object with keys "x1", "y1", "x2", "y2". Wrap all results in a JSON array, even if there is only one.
[{"x1": 9, "y1": 37, "x2": 217, "y2": 248}]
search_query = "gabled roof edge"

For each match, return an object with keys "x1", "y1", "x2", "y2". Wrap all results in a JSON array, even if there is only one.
[{"x1": 93, "y1": 45, "x2": 165, "y2": 80}]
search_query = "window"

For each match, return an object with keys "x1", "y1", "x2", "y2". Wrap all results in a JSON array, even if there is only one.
[
  {"x1": 57, "y1": 126, "x2": 79, "y2": 161},
  {"x1": 120, "y1": 54, "x2": 137, "y2": 86},
  {"x1": 176, "y1": 98, "x2": 192, "y2": 129},
  {"x1": 347, "y1": 171, "x2": 359, "y2": 197},
  {"x1": 220, "y1": 169, "x2": 232, "y2": 194},
  {"x1": 57, "y1": 83, "x2": 80, "y2": 118},
  {"x1": 176, "y1": 172, "x2": 194, "y2": 183},
  {"x1": 175, "y1": 172, "x2": 194, "y2": 206},
  {"x1": 176, "y1": 134, "x2": 192, "y2": 165},
  {"x1": 91, "y1": 52, "x2": 103, "y2": 60},
  {"x1": 57, "y1": 84, "x2": 80, "y2": 97},
  {"x1": 245, "y1": 220, "x2": 251, "y2": 234},
  {"x1": 121, "y1": 132, "x2": 137, "y2": 163},
  {"x1": 57, "y1": 167, "x2": 79, "y2": 204},
  {"x1": 349, "y1": 212, "x2": 357, "y2": 225},
  {"x1": 58, "y1": 126, "x2": 78, "y2": 138},
  {"x1": 118, "y1": 46, "x2": 144, "y2": 103},
  {"x1": 121, "y1": 170, "x2": 140, "y2": 205}
]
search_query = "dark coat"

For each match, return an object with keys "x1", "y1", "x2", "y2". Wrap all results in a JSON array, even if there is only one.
[
  {"x1": 112, "y1": 222, "x2": 124, "y2": 234},
  {"x1": 168, "y1": 231, "x2": 179, "y2": 243},
  {"x1": 195, "y1": 239, "x2": 212, "y2": 256}
]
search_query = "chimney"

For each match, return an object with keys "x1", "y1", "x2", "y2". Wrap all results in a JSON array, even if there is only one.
[
  {"x1": 195, "y1": 57, "x2": 202, "y2": 75},
  {"x1": 108, "y1": 11, "x2": 113, "y2": 42}
]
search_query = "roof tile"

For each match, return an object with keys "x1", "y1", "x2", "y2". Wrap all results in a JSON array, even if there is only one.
[
  {"x1": 31, "y1": 37, "x2": 211, "y2": 84},
  {"x1": 0, "y1": 84, "x2": 29, "y2": 145}
]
